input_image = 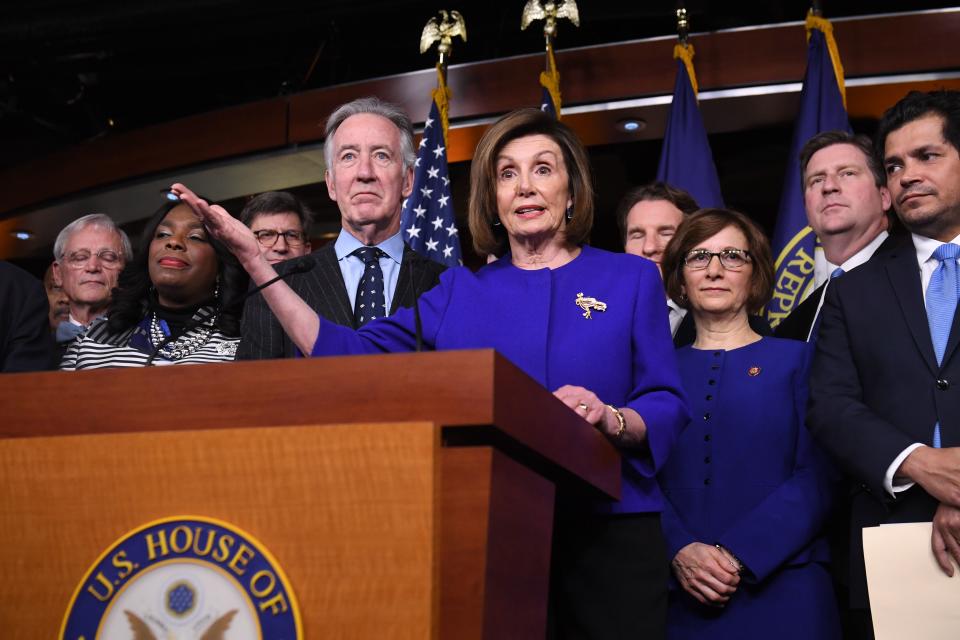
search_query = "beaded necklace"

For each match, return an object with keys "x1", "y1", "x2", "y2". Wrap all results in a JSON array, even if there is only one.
[{"x1": 149, "y1": 312, "x2": 216, "y2": 360}]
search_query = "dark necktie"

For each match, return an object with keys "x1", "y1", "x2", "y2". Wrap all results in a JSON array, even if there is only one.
[
  {"x1": 926, "y1": 243, "x2": 960, "y2": 447},
  {"x1": 809, "y1": 267, "x2": 845, "y2": 341},
  {"x1": 352, "y1": 247, "x2": 387, "y2": 327}
]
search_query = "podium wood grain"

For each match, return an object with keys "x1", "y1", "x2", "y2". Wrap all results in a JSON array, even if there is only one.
[
  {"x1": 0, "y1": 350, "x2": 620, "y2": 638},
  {"x1": 0, "y1": 422, "x2": 438, "y2": 639}
]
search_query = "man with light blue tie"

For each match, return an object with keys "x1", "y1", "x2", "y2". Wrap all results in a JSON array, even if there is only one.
[
  {"x1": 808, "y1": 90, "x2": 960, "y2": 640},
  {"x1": 775, "y1": 131, "x2": 896, "y2": 342}
]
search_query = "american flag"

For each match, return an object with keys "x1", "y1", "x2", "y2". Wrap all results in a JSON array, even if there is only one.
[{"x1": 400, "y1": 99, "x2": 462, "y2": 267}]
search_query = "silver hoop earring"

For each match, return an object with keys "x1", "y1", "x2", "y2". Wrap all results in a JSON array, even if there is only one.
[{"x1": 565, "y1": 205, "x2": 573, "y2": 221}]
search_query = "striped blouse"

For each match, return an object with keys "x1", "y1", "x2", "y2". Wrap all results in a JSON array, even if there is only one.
[{"x1": 60, "y1": 306, "x2": 239, "y2": 370}]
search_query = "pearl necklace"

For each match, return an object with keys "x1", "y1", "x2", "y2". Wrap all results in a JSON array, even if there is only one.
[{"x1": 149, "y1": 312, "x2": 215, "y2": 360}]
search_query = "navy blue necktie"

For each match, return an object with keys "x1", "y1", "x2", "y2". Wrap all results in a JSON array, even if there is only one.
[
  {"x1": 926, "y1": 243, "x2": 960, "y2": 448},
  {"x1": 353, "y1": 247, "x2": 386, "y2": 327}
]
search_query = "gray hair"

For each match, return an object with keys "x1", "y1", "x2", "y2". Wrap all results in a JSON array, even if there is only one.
[
  {"x1": 53, "y1": 213, "x2": 133, "y2": 261},
  {"x1": 323, "y1": 97, "x2": 416, "y2": 175}
]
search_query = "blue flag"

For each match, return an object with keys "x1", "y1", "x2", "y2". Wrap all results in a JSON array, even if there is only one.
[
  {"x1": 766, "y1": 20, "x2": 851, "y2": 326},
  {"x1": 540, "y1": 86, "x2": 558, "y2": 118},
  {"x1": 656, "y1": 45, "x2": 724, "y2": 208},
  {"x1": 400, "y1": 100, "x2": 462, "y2": 267}
]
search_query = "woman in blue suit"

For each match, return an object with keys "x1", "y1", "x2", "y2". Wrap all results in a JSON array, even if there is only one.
[
  {"x1": 658, "y1": 209, "x2": 840, "y2": 639},
  {"x1": 173, "y1": 107, "x2": 689, "y2": 639}
]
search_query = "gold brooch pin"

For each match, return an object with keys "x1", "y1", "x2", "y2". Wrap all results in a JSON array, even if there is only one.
[
  {"x1": 575, "y1": 292, "x2": 607, "y2": 319},
  {"x1": 747, "y1": 366, "x2": 761, "y2": 377}
]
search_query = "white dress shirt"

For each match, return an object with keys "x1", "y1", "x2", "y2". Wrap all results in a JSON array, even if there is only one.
[{"x1": 884, "y1": 231, "x2": 960, "y2": 496}]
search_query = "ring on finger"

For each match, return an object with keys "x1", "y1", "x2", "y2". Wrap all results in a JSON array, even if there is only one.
[{"x1": 577, "y1": 402, "x2": 589, "y2": 412}]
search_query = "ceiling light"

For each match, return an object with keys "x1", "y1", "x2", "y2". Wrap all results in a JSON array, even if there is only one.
[
  {"x1": 617, "y1": 118, "x2": 646, "y2": 133},
  {"x1": 11, "y1": 230, "x2": 33, "y2": 241}
]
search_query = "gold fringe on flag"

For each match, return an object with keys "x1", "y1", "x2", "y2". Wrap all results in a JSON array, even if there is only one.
[
  {"x1": 432, "y1": 64, "x2": 452, "y2": 144},
  {"x1": 805, "y1": 12, "x2": 846, "y2": 109},
  {"x1": 673, "y1": 42, "x2": 699, "y2": 98},
  {"x1": 540, "y1": 40, "x2": 562, "y2": 117}
]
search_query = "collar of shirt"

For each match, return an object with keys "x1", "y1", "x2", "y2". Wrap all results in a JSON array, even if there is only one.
[
  {"x1": 334, "y1": 229, "x2": 405, "y2": 313},
  {"x1": 666, "y1": 297, "x2": 687, "y2": 337},
  {"x1": 913, "y1": 231, "x2": 960, "y2": 301},
  {"x1": 334, "y1": 228, "x2": 404, "y2": 264},
  {"x1": 815, "y1": 230, "x2": 890, "y2": 288}
]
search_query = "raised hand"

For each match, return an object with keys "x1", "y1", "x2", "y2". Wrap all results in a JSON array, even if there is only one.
[{"x1": 169, "y1": 183, "x2": 263, "y2": 271}]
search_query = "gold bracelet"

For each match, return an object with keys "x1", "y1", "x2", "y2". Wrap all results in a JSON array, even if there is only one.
[{"x1": 605, "y1": 404, "x2": 627, "y2": 440}]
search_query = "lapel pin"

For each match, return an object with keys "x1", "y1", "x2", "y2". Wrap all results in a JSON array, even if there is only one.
[{"x1": 576, "y1": 292, "x2": 607, "y2": 319}]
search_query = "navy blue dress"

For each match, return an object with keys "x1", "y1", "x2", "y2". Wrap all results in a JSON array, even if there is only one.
[{"x1": 659, "y1": 337, "x2": 841, "y2": 639}]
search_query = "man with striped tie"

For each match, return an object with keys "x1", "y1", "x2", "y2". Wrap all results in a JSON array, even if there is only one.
[{"x1": 808, "y1": 90, "x2": 960, "y2": 639}]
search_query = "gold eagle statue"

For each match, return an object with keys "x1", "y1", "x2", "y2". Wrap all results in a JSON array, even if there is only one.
[
  {"x1": 419, "y1": 10, "x2": 467, "y2": 56},
  {"x1": 521, "y1": 0, "x2": 580, "y2": 37}
]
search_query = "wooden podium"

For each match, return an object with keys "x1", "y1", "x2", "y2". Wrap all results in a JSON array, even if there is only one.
[{"x1": 0, "y1": 350, "x2": 620, "y2": 639}]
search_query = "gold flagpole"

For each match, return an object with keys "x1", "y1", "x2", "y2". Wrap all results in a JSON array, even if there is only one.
[
  {"x1": 521, "y1": 0, "x2": 580, "y2": 117},
  {"x1": 419, "y1": 10, "x2": 466, "y2": 142}
]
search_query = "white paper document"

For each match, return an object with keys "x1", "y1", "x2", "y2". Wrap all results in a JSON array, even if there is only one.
[{"x1": 863, "y1": 522, "x2": 960, "y2": 639}]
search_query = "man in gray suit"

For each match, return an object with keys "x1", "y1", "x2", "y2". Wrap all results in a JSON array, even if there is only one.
[{"x1": 237, "y1": 97, "x2": 445, "y2": 359}]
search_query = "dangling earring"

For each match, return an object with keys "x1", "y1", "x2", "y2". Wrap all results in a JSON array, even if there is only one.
[
  {"x1": 492, "y1": 218, "x2": 502, "y2": 227},
  {"x1": 565, "y1": 204, "x2": 574, "y2": 221},
  {"x1": 213, "y1": 276, "x2": 221, "y2": 301}
]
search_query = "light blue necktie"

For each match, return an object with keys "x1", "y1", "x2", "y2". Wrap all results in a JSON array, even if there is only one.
[
  {"x1": 831, "y1": 266, "x2": 845, "y2": 280},
  {"x1": 926, "y1": 243, "x2": 960, "y2": 448}
]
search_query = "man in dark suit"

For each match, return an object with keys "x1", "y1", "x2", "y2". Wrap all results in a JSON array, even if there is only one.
[
  {"x1": 617, "y1": 181, "x2": 698, "y2": 341},
  {"x1": 808, "y1": 90, "x2": 960, "y2": 639},
  {"x1": 238, "y1": 98, "x2": 445, "y2": 359},
  {"x1": 0, "y1": 261, "x2": 55, "y2": 372},
  {"x1": 776, "y1": 131, "x2": 893, "y2": 342}
]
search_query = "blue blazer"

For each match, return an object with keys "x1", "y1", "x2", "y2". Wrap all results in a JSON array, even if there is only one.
[
  {"x1": 312, "y1": 246, "x2": 690, "y2": 514},
  {"x1": 659, "y1": 338, "x2": 839, "y2": 639},
  {"x1": 660, "y1": 338, "x2": 834, "y2": 580}
]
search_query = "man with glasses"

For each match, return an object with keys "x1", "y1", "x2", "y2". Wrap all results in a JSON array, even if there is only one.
[
  {"x1": 237, "y1": 97, "x2": 446, "y2": 360},
  {"x1": 240, "y1": 191, "x2": 313, "y2": 265},
  {"x1": 51, "y1": 213, "x2": 132, "y2": 351}
]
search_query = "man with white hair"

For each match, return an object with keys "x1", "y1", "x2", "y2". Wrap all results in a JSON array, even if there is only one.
[
  {"x1": 238, "y1": 96, "x2": 445, "y2": 359},
  {"x1": 52, "y1": 213, "x2": 132, "y2": 347}
]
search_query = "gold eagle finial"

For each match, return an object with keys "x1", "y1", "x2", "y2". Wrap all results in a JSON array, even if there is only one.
[
  {"x1": 420, "y1": 10, "x2": 467, "y2": 58},
  {"x1": 521, "y1": 0, "x2": 580, "y2": 38}
]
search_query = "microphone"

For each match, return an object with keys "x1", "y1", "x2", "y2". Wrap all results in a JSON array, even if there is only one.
[
  {"x1": 145, "y1": 256, "x2": 316, "y2": 365},
  {"x1": 408, "y1": 257, "x2": 424, "y2": 352},
  {"x1": 221, "y1": 255, "x2": 315, "y2": 312}
]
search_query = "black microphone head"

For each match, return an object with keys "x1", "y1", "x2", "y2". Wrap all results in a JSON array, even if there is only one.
[{"x1": 286, "y1": 255, "x2": 316, "y2": 274}]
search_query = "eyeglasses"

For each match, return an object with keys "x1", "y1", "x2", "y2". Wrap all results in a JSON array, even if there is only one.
[
  {"x1": 683, "y1": 248, "x2": 752, "y2": 271},
  {"x1": 63, "y1": 249, "x2": 123, "y2": 269},
  {"x1": 253, "y1": 229, "x2": 307, "y2": 248}
]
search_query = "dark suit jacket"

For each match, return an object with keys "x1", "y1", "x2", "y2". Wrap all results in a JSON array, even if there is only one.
[
  {"x1": 237, "y1": 242, "x2": 446, "y2": 359},
  {"x1": 673, "y1": 312, "x2": 773, "y2": 347},
  {"x1": 776, "y1": 234, "x2": 900, "y2": 342},
  {"x1": 808, "y1": 232, "x2": 959, "y2": 608},
  {"x1": 0, "y1": 261, "x2": 55, "y2": 372}
]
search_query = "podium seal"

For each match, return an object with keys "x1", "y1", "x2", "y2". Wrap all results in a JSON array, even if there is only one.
[{"x1": 60, "y1": 516, "x2": 301, "y2": 639}]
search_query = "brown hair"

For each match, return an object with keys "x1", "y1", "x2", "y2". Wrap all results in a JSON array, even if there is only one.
[
  {"x1": 615, "y1": 181, "x2": 699, "y2": 243},
  {"x1": 661, "y1": 208, "x2": 774, "y2": 315},
  {"x1": 468, "y1": 108, "x2": 594, "y2": 256},
  {"x1": 799, "y1": 130, "x2": 885, "y2": 188}
]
